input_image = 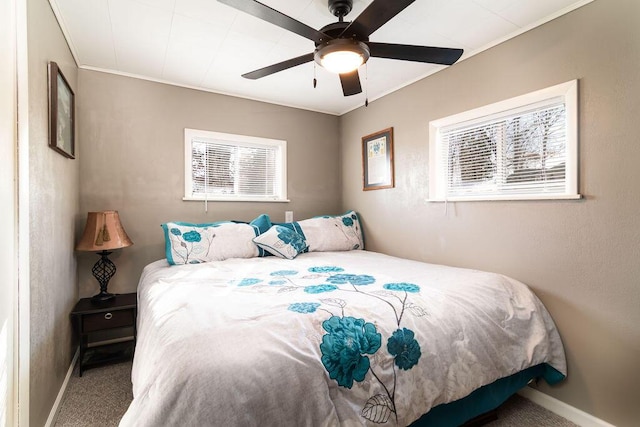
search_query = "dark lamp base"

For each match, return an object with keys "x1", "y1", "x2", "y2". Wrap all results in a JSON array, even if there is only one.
[
  {"x1": 91, "y1": 291, "x2": 116, "y2": 303},
  {"x1": 90, "y1": 250, "x2": 118, "y2": 304}
]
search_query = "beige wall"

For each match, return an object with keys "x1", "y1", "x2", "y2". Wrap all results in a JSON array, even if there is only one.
[
  {"x1": 77, "y1": 70, "x2": 341, "y2": 297},
  {"x1": 27, "y1": 0, "x2": 80, "y2": 425},
  {"x1": 340, "y1": 0, "x2": 639, "y2": 425}
]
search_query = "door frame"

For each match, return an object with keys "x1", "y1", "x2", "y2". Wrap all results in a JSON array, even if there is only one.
[
  {"x1": 16, "y1": 0, "x2": 31, "y2": 423},
  {"x1": 0, "y1": 0, "x2": 19, "y2": 424}
]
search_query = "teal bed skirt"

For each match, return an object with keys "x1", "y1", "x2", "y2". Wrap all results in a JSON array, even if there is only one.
[{"x1": 410, "y1": 363, "x2": 565, "y2": 427}]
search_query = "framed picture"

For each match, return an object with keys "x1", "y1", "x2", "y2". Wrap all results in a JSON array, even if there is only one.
[
  {"x1": 362, "y1": 127, "x2": 394, "y2": 191},
  {"x1": 48, "y1": 61, "x2": 75, "y2": 159}
]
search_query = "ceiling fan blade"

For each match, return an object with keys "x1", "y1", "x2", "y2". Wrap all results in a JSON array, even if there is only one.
[
  {"x1": 242, "y1": 53, "x2": 314, "y2": 79},
  {"x1": 217, "y1": 0, "x2": 330, "y2": 44},
  {"x1": 341, "y1": 0, "x2": 415, "y2": 38},
  {"x1": 368, "y1": 42, "x2": 464, "y2": 65},
  {"x1": 339, "y1": 70, "x2": 362, "y2": 96}
]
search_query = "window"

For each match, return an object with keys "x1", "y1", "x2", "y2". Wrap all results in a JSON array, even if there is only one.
[
  {"x1": 429, "y1": 80, "x2": 579, "y2": 201},
  {"x1": 184, "y1": 128, "x2": 287, "y2": 202}
]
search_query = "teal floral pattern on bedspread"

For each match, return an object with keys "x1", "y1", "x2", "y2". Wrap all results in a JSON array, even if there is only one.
[
  {"x1": 236, "y1": 264, "x2": 427, "y2": 424},
  {"x1": 321, "y1": 316, "x2": 381, "y2": 388}
]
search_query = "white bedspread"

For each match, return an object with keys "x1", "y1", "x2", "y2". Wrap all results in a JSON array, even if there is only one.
[{"x1": 120, "y1": 251, "x2": 566, "y2": 427}]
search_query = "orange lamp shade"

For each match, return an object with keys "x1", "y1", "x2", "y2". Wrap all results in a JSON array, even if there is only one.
[{"x1": 76, "y1": 210, "x2": 133, "y2": 252}]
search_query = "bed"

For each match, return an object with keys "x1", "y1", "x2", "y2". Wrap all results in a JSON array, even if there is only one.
[{"x1": 119, "y1": 213, "x2": 566, "y2": 426}]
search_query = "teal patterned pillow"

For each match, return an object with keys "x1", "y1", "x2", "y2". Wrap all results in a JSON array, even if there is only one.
[
  {"x1": 249, "y1": 214, "x2": 273, "y2": 257},
  {"x1": 252, "y1": 225, "x2": 308, "y2": 260},
  {"x1": 162, "y1": 221, "x2": 260, "y2": 265},
  {"x1": 249, "y1": 213, "x2": 272, "y2": 234}
]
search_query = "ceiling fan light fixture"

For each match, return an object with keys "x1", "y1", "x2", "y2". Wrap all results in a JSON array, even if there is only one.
[{"x1": 315, "y1": 39, "x2": 370, "y2": 74}]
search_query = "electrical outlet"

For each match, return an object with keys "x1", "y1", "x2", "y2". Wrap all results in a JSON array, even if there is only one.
[{"x1": 285, "y1": 211, "x2": 293, "y2": 223}]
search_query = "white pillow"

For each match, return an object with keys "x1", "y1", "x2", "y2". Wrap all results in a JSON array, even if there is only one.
[
  {"x1": 297, "y1": 210, "x2": 364, "y2": 252},
  {"x1": 162, "y1": 221, "x2": 259, "y2": 265}
]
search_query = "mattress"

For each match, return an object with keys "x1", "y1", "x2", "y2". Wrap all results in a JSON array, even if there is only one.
[{"x1": 120, "y1": 250, "x2": 566, "y2": 426}]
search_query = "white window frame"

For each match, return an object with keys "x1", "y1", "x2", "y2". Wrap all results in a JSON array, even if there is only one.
[
  {"x1": 184, "y1": 128, "x2": 288, "y2": 202},
  {"x1": 429, "y1": 80, "x2": 580, "y2": 201}
]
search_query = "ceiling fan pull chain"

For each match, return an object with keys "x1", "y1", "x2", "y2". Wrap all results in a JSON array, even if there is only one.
[
  {"x1": 313, "y1": 63, "x2": 317, "y2": 88},
  {"x1": 365, "y1": 63, "x2": 369, "y2": 107}
]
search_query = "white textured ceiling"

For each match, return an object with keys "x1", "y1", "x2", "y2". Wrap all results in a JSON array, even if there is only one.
[{"x1": 50, "y1": 0, "x2": 591, "y2": 115}]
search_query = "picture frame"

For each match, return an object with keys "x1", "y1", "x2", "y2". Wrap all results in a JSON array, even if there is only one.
[
  {"x1": 362, "y1": 127, "x2": 394, "y2": 191},
  {"x1": 48, "y1": 61, "x2": 75, "y2": 159}
]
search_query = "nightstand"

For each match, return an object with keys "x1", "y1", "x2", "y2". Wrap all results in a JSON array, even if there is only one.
[{"x1": 71, "y1": 292, "x2": 137, "y2": 376}]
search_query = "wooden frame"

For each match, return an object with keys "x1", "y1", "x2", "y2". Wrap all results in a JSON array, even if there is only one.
[
  {"x1": 48, "y1": 61, "x2": 75, "y2": 159},
  {"x1": 362, "y1": 127, "x2": 394, "y2": 191}
]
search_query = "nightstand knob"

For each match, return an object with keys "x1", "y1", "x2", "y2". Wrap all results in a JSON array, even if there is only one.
[{"x1": 104, "y1": 312, "x2": 113, "y2": 320}]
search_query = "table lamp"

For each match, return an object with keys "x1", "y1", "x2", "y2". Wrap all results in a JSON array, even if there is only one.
[{"x1": 76, "y1": 210, "x2": 133, "y2": 302}]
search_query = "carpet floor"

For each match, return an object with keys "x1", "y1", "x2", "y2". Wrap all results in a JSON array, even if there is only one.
[{"x1": 55, "y1": 361, "x2": 578, "y2": 426}]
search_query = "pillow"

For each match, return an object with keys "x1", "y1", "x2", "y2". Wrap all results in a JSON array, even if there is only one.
[
  {"x1": 249, "y1": 213, "x2": 272, "y2": 234},
  {"x1": 249, "y1": 214, "x2": 272, "y2": 257},
  {"x1": 161, "y1": 221, "x2": 260, "y2": 265},
  {"x1": 297, "y1": 210, "x2": 364, "y2": 252},
  {"x1": 252, "y1": 225, "x2": 308, "y2": 260}
]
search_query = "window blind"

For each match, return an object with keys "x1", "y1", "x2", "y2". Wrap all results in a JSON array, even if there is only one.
[
  {"x1": 438, "y1": 101, "x2": 568, "y2": 199},
  {"x1": 190, "y1": 138, "x2": 282, "y2": 200}
]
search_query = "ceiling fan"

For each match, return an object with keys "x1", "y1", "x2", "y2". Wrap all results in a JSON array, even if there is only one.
[{"x1": 217, "y1": 0, "x2": 464, "y2": 97}]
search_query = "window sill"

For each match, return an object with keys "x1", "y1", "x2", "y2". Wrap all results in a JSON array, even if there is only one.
[
  {"x1": 426, "y1": 194, "x2": 583, "y2": 202},
  {"x1": 183, "y1": 196, "x2": 290, "y2": 203}
]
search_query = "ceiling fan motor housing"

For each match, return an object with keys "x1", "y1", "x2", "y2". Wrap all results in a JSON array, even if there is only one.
[
  {"x1": 316, "y1": 21, "x2": 367, "y2": 43},
  {"x1": 328, "y1": 0, "x2": 353, "y2": 18}
]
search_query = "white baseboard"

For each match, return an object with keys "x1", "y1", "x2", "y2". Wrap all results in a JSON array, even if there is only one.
[
  {"x1": 44, "y1": 348, "x2": 79, "y2": 427},
  {"x1": 518, "y1": 386, "x2": 616, "y2": 427}
]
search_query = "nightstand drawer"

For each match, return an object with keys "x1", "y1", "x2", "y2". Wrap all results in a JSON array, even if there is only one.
[{"x1": 83, "y1": 309, "x2": 134, "y2": 332}]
